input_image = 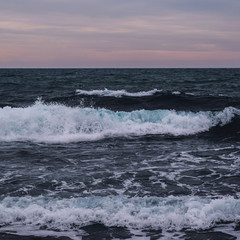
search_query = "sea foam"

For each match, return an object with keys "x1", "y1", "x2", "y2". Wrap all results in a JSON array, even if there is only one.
[
  {"x1": 0, "y1": 195, "x2": 240, "y2": 233},
  {"x1": 76, "y1": 88, "x2": 161, "y2": 97},
  {"x1": 0, "y1": 100, "x2": 239, "y2": 143}
]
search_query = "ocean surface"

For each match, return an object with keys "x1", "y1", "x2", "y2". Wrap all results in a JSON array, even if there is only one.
[{"x1": 0, "y1": 68, "x2": 240, "y2": 240}]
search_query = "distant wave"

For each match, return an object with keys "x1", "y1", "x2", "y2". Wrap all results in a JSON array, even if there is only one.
[
  {"x1": 0, "y1": 195, "x2": 239, "y2": 238},
  {"x1": 0, "y1": 100, "x2": 239, "y2": 143},
  {"x1": 76, "y1": 88, "x2": 162, "y2": 97},
  {"x1": 74, "y1": 89, "x2": 240, "y2": 112},
  {"x1": 3, "y1": 90, "x2": 239, "y2": 112}
]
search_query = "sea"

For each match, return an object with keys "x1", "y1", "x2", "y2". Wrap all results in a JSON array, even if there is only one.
[{"x1": 0, "y1": 68, "x2": 240, "y2": 240}]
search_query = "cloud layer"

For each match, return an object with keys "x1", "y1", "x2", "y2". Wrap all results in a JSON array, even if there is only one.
[{"x1": 0, "y1": 0, "x2": 239, "y2": 67}]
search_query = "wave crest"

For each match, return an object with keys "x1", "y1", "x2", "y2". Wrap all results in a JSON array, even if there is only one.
[
  {"x1": 0, "y1": 100, "x2": 239, "y2": 143},
  {"x1": 76, "y1": 88, "x2": 161, "y2": 97}
]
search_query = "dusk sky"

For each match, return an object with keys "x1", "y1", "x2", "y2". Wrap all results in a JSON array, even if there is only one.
[{"x1": 0, "y1": 0, "x2": 240, "y2": 68}]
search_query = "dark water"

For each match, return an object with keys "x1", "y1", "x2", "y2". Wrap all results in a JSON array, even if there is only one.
[{"x1": 0, "y1": 68, "x2": 240, "y2": 240}]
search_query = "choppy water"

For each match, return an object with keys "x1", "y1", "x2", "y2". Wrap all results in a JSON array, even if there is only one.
[{"x1": 0, "y1": 68, "x2": 240, "y2": 240}]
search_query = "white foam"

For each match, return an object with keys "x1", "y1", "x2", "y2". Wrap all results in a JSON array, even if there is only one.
[
  {"x1": 0, "y1": 195, "x2": 240, "y2": 233},
  {"x1": 0, "y1": 100, "x2": 239, "y2": 143},
  {"x1": 76, "y1": 88, "x2": 161, "y2": 97},
  {"x1": 172, "y1": 91, "x2": 181, "y2": 95}
]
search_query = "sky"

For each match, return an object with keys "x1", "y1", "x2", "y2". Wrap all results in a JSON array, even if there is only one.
[{"x1": 0, "y1": 0, "x2": 240, "y2": 68}]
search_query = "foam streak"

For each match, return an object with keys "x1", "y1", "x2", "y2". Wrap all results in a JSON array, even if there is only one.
[{"x1": 76, "y1": 88, "x2": 161, "y2": 97}]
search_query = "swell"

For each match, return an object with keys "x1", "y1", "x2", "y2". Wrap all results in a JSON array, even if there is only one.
[
  {"x1": 204, "y1": 115, "x2": 240, "y2": 138},
  {"x1": 2, "y1": 89, "x2": 240, "y2": 111},
  {"x1": 0, "y1": 100, "x2": 239, "y2": 143},
  {"x1": 73, "y1": 90, "x2": 240, "y2": 111}
]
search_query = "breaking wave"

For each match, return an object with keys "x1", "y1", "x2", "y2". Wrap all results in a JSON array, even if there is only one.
[
  {"x1": 0, "y1": 195, "x2": 240, "y2": 234},
  {"x1": 0, "y1": 100, "x2": 239, "y2": 143}
]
